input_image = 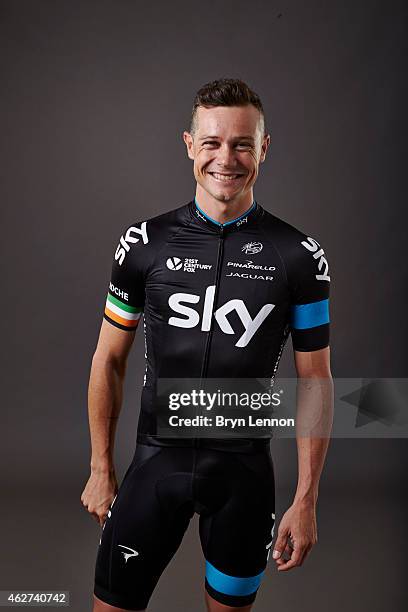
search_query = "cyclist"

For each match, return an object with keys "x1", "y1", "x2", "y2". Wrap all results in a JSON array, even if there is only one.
[{"x1": 81, "y1": 78, "x2": 333, "y2": 611}]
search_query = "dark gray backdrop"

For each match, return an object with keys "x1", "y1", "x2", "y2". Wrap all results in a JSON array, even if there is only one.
[{"x1": 1, "y1": 1, "x2": 407, "y2": 610}]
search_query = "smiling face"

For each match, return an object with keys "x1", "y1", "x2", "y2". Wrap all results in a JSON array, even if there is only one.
[{"x1": 183, "y1": 105, "x2": 270, "y2": 208}]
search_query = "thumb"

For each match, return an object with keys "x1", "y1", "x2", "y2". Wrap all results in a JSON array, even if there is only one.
[{"x1": 273, "y1": 525, "x2": 289, "y2": 559}]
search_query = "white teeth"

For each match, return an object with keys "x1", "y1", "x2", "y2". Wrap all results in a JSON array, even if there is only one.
[{"x1": 211, "y1": 173, "x2": 240, "y2": 182}]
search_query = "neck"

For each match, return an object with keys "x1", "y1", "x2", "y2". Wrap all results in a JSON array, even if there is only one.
[{"x1": 195, "y1": 185, "x2": 254, "y2": 224}]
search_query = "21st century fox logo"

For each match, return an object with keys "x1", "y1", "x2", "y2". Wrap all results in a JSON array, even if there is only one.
[
  {"x1": 166, "y1": 257, "x2": 212, "y2": 273},
  {"x1": 167, "y1": 257, "x2": 183, "y2": 270}
]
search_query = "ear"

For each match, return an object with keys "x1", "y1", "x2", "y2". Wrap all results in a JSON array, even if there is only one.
[
  {"x1": 183, "y1": 131, "x2": 195, "y2": 160},
  {"x1": 259, "y1": 133, "x2": 271, "y2": 163}
]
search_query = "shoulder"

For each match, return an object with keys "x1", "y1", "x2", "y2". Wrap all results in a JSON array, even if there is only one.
[
  {"x1": 260, "y1": 207, "x2": 329, "y2": 263},
  {"x1": 113, "y1": 201, "x2": 190, "y2": 266},
  {"x1": 260, "y1": 206, "x2": 315, "y2": 243},
  {"x1": 258, "y1": 206, "x2": 330, "y2": 285},
  {"x1": 119, "y1": 201, "x2": 188, "y2": 241}
]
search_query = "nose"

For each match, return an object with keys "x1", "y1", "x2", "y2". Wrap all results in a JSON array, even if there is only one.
[{"x1": 216, "y1": 144, "x2": 236, "y2": 169}]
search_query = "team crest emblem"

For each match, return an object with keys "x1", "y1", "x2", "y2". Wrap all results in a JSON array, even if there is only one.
[{"x1": 242, "y1": 242, "x2": 263, "y2": 255}]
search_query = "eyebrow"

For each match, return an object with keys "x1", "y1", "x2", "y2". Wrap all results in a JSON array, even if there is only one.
[{"x1": 198, "y1": 135, "x2": 255, "y2": 142}]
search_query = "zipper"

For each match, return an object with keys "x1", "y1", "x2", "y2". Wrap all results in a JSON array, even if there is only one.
[
  {"x1": 200, "y1": 224, "x2": 225, "y2": 379},
  {"x1": 194, "y1": 225, "x2": 225, "y2": 448}
]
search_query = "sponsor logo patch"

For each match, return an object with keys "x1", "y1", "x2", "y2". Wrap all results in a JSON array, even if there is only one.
[
  {"x1": 242, "y1": 241, "x2": 263, "y2": 254},
  {"x1": 115, "y1": 222, "x2": 148, "y2": 266},
  {"x1": 168, "y1": 285, "x2": 274, "y2": 347},
  {"x1": 301, "y1": 237, "x2": 330, "y2": 281},
  {"x1": 166, "y1": 256, "x2": 212, "y2": 273}
]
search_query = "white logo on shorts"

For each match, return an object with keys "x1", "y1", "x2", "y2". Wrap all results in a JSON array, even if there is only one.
[{"x1": 118, "y1": 545, "x2": 139, "y2": 563}]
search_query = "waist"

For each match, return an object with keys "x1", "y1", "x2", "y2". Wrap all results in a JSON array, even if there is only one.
[{"x1": 136, "y1": 433, "x2": 271, "y2": 453}]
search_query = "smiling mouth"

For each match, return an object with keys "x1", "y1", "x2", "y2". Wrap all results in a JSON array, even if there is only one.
[{"x1": 208, "y1": 172, "x2": 245, "y2": 182}]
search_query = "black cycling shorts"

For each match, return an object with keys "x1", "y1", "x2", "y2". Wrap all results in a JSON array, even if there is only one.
[{"x1": 94, "y1": 443, "x2": 275, "y2": 610}]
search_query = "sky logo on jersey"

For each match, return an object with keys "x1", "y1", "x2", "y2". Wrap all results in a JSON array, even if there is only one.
[
  {"x1": 301, "y1": 237, "x2": 330, "y2": 281},
  {"x1": 168, "y1": 285, "x2": 275, "y2": 347},
  {"x1": 115, "y1": 222, "x2": 148, "y2": 266},
  {"x1": 236, "y1": 215, "x2": 248, "y2": 227}
]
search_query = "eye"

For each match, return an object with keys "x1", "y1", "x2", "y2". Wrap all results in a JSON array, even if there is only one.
[
  {"x1": 236, "y1": 142, "x2": 252, "y2": 149},
  {"x1": 202, "y1": 141, "x2": 218, "y2": 147}
]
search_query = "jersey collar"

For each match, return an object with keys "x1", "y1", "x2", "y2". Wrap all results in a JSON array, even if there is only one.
[{"x1": 188, "y1": 198, "x2": 263, "y2": 233}]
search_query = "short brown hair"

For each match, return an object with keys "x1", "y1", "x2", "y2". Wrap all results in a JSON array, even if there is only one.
[{"x1": 190, "y1": 78, "x2": 266, "y2": 136}]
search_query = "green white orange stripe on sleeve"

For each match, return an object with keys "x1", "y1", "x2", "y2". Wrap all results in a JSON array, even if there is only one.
[{"x1": 104, "y1": 293, "x2": 142, "y2": 330}]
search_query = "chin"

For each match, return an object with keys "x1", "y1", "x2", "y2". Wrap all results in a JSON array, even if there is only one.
[
  {"x1": 219, "y1": 190, "x2": 242, "y2": 202},
  {"x1": 198, "y1": 179, "x2": 240, "y2": 203},
  {"x1": 219, "y1": 193, "x2": 234, "y2": 202},
  {"x1": 209, "y1": 191, "x2": 231, "y2": 203},
  {"x1": 210, "y1": 187, "x2": 239, "y2": 203}
]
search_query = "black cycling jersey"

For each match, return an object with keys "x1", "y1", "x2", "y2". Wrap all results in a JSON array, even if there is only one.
[{"x1": 103, "y1": 198, "x2": 330, "y2": 446}]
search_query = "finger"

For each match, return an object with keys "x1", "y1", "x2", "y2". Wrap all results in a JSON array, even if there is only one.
[
  {"x1": 286, "y1": 540, "x2": 294, "y2": 554},
  {"x1": 277, "y1": 556, "x2": 301, "y2": 571},
  {"x1": 272, "y1": 528, "x2": 289, "y2": 560},
  {"x1": 296, "y1": 540, "x2": 312, "y2": 564},
  {"x1": 284, "y1": 542, "x2": 294, "y2": 558},
  {"x1": 276, "y1": 542, "x2": 294, "y2": 565},
  {"x1": 277, "y1": 545, "x2": 305, "y2": 571}
]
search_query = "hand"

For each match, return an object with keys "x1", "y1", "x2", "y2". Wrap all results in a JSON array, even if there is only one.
[
  {"x1": 80, "y1": 469, "x2": 118, "y2": 527},
  {"x1": 272, "y1": 500, "x2": 317, "y2": 571}
]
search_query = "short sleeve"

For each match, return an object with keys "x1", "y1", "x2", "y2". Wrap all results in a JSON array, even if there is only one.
[
  {"x1": 289, "y1": 235, "x2": 331, "y2": 352},
  {"x1": 103, "y1": 221, "x2": 148, "y2": 332}
]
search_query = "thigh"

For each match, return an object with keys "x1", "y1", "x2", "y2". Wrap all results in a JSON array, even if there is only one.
[
  {"x1": 94, "y1": 444, "x2": 193, "y2": 610},
  {"x1": 199, "y1": 450, "x2": 275, "y2": 608}
]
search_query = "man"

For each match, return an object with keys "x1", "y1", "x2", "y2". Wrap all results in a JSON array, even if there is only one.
[{"x1": 81, "y1": 78, "x2": 333, "y2": 612}]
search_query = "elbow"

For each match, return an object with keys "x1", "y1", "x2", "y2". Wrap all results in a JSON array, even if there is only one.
[{"x1": 91, "y1": 349, "x2": 127, "y2": 378}]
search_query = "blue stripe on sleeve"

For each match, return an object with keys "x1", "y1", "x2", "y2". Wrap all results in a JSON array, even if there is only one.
[
  {"x1": 205, "y1": 560, "x2": 264, "y2": 596},
  {"x1": 291, "y1": 298, "x2": 330, "y2": 330}
]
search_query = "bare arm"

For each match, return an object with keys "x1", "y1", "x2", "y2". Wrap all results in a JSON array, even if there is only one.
[
  {"x1": 89, "y1": 319, "x2": 136, "y2": 472},
  {"x1": 293, "y1": 346, "x2": 333, "y2": 505},
  {"x1": 81, "y1": 319, "x2": 136, "y2": 525},
  {"x1": 273, "y1": 346, "x2": 334, "y2": 570}
]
